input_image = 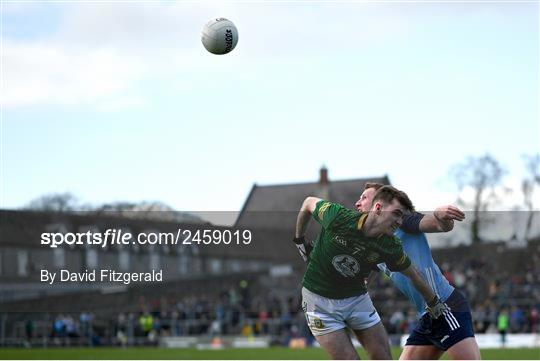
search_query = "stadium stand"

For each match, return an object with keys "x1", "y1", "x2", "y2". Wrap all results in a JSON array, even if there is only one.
[
  {"x1": 1, "y1": 169, "x2": 538, "y2": 348},
  {"x1": 1, "y1": 240, "x2": 538, "y2": 347}
]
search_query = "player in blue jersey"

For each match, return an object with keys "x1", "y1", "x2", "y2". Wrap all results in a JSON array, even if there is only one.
[{"x1": 356, "y1": 183, "x2": 480, "y2": 360}]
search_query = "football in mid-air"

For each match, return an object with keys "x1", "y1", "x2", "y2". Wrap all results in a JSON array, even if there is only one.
[{"x1": 201, "y1": 18, "x2": 238, "y2": 55}]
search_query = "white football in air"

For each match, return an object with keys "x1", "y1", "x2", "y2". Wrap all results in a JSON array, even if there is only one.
[{"x1": 201, "y1": 18, "x2": 239, "y2": 55}]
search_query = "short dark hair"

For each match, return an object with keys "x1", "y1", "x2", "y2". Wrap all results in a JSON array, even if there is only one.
[
  {"x1": 372, "y1": 185, "x2": 414, "y2": 212},
  {"x1": 364, "y1": 182, "x2": 385, "y2": 191}
]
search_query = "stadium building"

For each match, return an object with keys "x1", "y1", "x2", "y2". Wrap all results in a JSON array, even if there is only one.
[{"x1": 0, "y1": 168, "x2": 538, "y2": 350}]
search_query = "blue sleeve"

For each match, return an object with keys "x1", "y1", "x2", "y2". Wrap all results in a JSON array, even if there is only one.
[{"x1": 400, "y1": 212, "x2": 425, "y2": 234}]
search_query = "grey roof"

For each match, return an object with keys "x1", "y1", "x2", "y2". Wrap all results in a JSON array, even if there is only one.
[{"x1": 234, "y1": 175, "x2": 391, "y2": 232}]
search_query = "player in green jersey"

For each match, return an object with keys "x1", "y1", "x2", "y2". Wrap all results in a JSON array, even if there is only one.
[{"x1": 294, "y1": 185, "x2": 448, "y2": 360}]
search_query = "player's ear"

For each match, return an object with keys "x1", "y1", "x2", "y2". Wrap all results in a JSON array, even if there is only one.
[{"x1": 374, "y1": 202, "x2": 382, "y2": 214}]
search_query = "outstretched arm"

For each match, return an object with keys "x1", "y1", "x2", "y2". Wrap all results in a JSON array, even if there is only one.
[
  {"x1": 400, "y1": 263, "x2": 436, "y2": 302},
  {"x1": 400, "y1": 263, "x2": 449, "y2": 318},
  {"x1": 418, "y1": 205, "x2": 465, "y2": 233}
]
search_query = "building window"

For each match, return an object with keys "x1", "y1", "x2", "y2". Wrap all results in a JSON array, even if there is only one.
[
  {"x1": 119, "y1": 250, "x2": 130, "y2": 271},
  {"x1": 162, "y1": 243, "x2": 170, "y2": 255},
  {"x1": 86, "y1": 249, "x2": 98, "y2": 269},
  {"x1": 178, "y1": 255, "x2": 189, "y2": 275},
  {"x1": 249, "y1": 260, "x2": 264, "y2": 271},
  {"x1": 17, "y1": 251, "x2": 29, "y2": 276},
  {"x1": 78, "y1": 225, "x2": 100, "y2": 250},
  {"x1": 208, "y1": 259, "x2": 222, "y2": 274},
  {"x1": 192, "y1": 258, "x2": 202, "y2": 274},
  {"x1": 150, "y1": 253, "x2": 160, "y2": 270},
  {"x1": 54, "y1": 248, "x2": 65, "y2": 268},
  {"x1": 228, "y1": 260, "x2": 242, "y2": 273}
]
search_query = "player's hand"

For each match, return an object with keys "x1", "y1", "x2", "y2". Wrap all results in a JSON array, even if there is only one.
[
  {"x1": 434, "y1": 205, "x2": 465, "y2": 222},
  {"x1": 426, "y1": 296, "x2": 450, "y2": 319},
  {"x1": 293, "y1": 236, "x2": 312, "y2": 262}
]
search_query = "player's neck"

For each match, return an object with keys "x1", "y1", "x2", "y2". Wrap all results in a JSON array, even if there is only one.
[{"x1": 362, "y1": 214, "x2": 382, "y2": 238}]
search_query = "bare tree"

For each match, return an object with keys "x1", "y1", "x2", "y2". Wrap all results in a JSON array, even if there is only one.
[
  {"x1": 451, "y1": 154, "x2": 505, "y2": 243},
  {"x1": 25, "y1": 193, "x2": 203, "y2": 222},
  {"x1": 522, "y1": 154, "x2": 540, "y2": 240},
  {"x1": 95, "y1": 201, "x2": 138, "y2": 212},
  {"x1": 25, "y1": 193, "x2": 79, "y2": 212},
  {"x1": 94, "y1": 201, "x2": 204, "y2": 223}
]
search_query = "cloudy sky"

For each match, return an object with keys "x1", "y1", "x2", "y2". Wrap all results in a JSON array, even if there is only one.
[{"x1": 1, "y1": 1, "x2": 538, "y2": 223}]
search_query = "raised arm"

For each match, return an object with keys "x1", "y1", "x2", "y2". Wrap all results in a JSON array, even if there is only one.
[
  {"x1": 418, "y1": 205, "x2": 465, "y2": 233},
  {"x1": 292, "y1": 197, "x2": 321, "y2": 261},
  {"x1": 295, "y1": 196, "x2": 321, "y2": 238}
]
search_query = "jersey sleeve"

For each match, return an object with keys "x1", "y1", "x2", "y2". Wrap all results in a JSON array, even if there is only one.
[
  {"x1": 380, "y1": 236, "x2": 411, "y2": 272},
  {"x1": 312, "y1": 200, "x2": 344, "y2": 230},
  {"x1": 400, "y1": 212, "x2": 425, "y2": 234}
]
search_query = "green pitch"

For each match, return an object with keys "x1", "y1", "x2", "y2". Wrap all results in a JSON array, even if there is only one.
[{"x1": 0, "y1": 347, "x2": 539, "y2": 360}]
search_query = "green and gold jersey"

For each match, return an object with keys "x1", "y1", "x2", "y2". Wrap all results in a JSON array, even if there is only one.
[{"x1": 302, "y1": 200, "x2": 411, "y2": 299}]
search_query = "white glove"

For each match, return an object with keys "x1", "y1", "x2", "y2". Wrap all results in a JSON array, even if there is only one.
[
  {"x1": 293, "y1": 236, "x2": 310, "y2": 262},
  {"x1": 426, "y1": 296, "x2": 451, "y2": 319}
]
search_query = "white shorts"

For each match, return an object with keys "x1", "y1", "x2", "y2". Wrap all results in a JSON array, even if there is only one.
[{"x1": 301, "y1": 287, "x2": 381, "y2": 336}]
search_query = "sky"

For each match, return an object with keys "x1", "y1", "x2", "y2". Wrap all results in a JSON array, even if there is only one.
[{"x1": 1, "y1": 0, "x2": 539, "y2": 224}]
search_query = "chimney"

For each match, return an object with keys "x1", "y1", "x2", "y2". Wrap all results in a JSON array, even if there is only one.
[{"x1": 319, "y1": 166, "x2": 328, "y2": 185}]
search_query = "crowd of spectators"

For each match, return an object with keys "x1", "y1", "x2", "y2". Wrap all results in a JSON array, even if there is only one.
[
  {"x1": 9, "y1": 242, "x2": 540, "y2": 347},
  {"x1": 19, "y1": 282, "x2": 308, "y2": 346}
]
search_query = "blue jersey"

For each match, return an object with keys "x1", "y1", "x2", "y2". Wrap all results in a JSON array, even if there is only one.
[{"x1": 378, "y1": 213, "x2": 454, "y2": 317}]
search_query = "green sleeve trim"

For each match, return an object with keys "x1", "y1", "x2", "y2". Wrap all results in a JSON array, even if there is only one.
[{"x1": 312, "y1": 200, "x2": 349, "y2": 230}]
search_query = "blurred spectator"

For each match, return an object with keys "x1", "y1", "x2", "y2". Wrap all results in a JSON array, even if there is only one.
[
  {"x1": 115, "y1": 313, "x2": 128, "y2": 347},
  {"x1": 497, "y1": 309, "x2": 509, "y2": 348},
  {"x1": 25, "y1": 319, "x2": 34, "y2": 339},
  {"x1": 138, "y1": 312, "x2": 153, "y2": 337},
  {"x1": 510, "y1": 306, "x2": 525, "y2": 332},
  {"x1": 65, "y1": 315, "x2": 78, "y2": 338},
  {"x1": 79, "y1": 312, "x2": 92, "y2": 338},
  {"x1": 529, "y1": 307, "x2": 539, "y2": 333}
]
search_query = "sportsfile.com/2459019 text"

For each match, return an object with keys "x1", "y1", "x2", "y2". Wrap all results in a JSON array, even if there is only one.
[{"x1": 40, "y1": 228, "x2": 252, "y2": 248}]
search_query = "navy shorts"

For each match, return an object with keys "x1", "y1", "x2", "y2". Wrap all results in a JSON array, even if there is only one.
[{"x1": 405, "y1": 290, "x2": 475, "y2": 351}]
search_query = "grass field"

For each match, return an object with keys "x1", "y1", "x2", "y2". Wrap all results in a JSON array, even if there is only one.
[{"x1": 0, "y1": 347, "x2": 539, "y2": 360}]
